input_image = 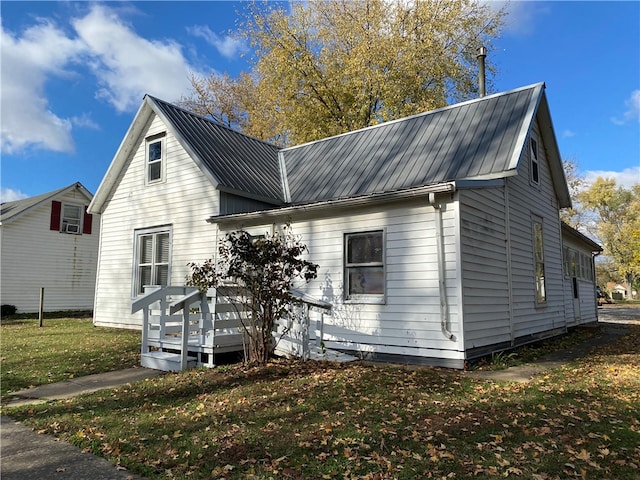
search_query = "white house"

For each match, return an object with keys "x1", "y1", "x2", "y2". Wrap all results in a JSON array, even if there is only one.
[
  {"x1": 88, "y1": 83, "x2": 601, "y2": 368},
  {"x1": 0, "y1": 182, "x2": 100, "y2": 313}
]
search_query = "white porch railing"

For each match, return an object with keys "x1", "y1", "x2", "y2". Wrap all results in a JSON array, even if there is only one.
[{"x1": 132, "y1": 285, "x2": 350, "y2": 372}]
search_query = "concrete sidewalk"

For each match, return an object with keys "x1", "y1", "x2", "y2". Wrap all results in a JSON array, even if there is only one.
[
  {"x1": 1, "y1": 415, "x2": 147, "y2": 480},
  {"x1": 2, "y1": 368, "x2": 162, "y2": 480},
  {"x1": 466, "y1": 321, "x2": 630, "y2": 383},
  {"x1": 1, "y1": 314, "x2": 636, "y2": 479},
  {"x1": 4, "y1": 367, "x2": 163, "y2": 408}
]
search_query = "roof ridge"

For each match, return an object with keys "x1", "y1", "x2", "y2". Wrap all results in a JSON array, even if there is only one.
[
  {"x1": 282, "y1": 82, "x2": 546, "y2": 153},
  {"x1": 144, "y1": 95, "x2": 280, "y2": 151},
  {"x1": 1, "y1": 182, "x2": 91, "y2": 224}
]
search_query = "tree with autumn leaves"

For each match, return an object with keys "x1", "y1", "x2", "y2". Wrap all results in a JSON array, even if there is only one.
[
  {"x1": 577, "y1": 178, "x2": 640, "y2": 296},
  {"x1": 181, "y1": 0, "x2": 505, "y2": 145},
  {"x1": 188, "y1": 226, "x2": 318, "y2": 365}
]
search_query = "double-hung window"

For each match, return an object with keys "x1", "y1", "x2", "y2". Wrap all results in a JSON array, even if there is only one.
[
  {"x1": 134, "y1": 228, "x2": 171, "y2": 295},
  {"x1": 146, "y1": 133, "x2": 165, "y2": 183},
  {"x1": 532, "y1": 217, "x2": 546, "y2": 304},
  {"x1": 344, "y1": 230, "x2": 385, "y2": 302},
  {"x1": 61, "y1": 204, "x2": 82, "y2": 234}
]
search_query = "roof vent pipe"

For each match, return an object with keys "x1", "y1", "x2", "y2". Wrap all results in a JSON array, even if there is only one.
[{"x1": 477, "y1": 45, "x2": 487, "y2": 97}]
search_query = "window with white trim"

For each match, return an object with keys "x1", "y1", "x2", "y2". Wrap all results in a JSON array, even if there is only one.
[
  {"x1": 344, "y1": 230, "x2": 385, "y2": 302},
  {"x1": 134, "y1": 228, "x2": 171, "y2": 295},
  {"x1": 61, "y1": 204, "x2": 82, "y2": 234},
  {"x1": 532, "y1": 217, "x2": 546, "y2": 303},
  {"x1": 146, "y1": 133, "x2": 165, "y2": 183},
  {"x1": 530, "y1": 137, "x2": 540, "y2": 186}
]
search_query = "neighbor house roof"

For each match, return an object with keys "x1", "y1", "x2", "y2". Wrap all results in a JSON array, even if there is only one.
[
  {"x1": 0, "y1": 182, "x2": 93, "y2": 226},
  {"x1": 281, "y1": 82, "x2": 570, "y2": 207},
  {"x1": 90, "y1": 82, "x2": 571, "y2": 215}
]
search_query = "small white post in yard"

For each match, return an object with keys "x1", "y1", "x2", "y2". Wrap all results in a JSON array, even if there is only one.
[{"x1": 38, "y1": 287, "x2": 45, "y2": 327}]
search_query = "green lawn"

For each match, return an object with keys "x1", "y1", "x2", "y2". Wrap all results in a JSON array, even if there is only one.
[
  {"x1": 0, "y1": 317, "x2": 140, "y2": 397},
  {"x1": 3, "y1": 321, "x2": 639, "y2": 479}
]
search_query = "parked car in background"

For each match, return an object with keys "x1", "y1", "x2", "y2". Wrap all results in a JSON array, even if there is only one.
[{"x1": 597, "y1": 287, "x2": 612, "y2": 306}]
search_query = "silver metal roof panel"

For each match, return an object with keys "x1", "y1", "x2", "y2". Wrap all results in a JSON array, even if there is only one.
[
  {"x1": 148, "y1": 97, "x2": 283, "y2": 203},
  {"x1": 282, "y1": 84, "x2": 540, "y2": 203}
]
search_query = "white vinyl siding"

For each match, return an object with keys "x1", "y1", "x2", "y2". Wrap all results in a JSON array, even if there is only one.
[
  {"x1": 506, "y1": 121, "x2": 565, "y2": 338},
  {"x1": 0, "y1": 191, "x2": 99, "y2": 313},
  {"x1": 458, "y1": 186, "x2": 511, "y2": 350},
  {"x1": 218, "y1": 197, "x2": 465, "y2": 366},
  {"x1": 562, "y1": 234, "x2": 598, "y2": 326},
  {"x1": 92, "y1": 114, "x2": 220, "y2": 329}
]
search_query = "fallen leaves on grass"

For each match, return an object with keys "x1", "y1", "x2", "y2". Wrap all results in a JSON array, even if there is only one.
[{"x1": 7, "y1": 326, "x2": 640, "y2": 479}]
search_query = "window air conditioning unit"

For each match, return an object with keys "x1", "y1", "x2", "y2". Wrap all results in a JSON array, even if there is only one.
[{"x1": 65, "y1": 223, "x2": 80, "y2": 234}]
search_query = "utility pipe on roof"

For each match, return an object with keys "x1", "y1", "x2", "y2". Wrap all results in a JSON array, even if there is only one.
[
  {"x1": 429, "y1": 193, "x2": 454, "y2": 341},
  {"x1": 477, "y1": 46, "x2": 487, "y2": 98}
]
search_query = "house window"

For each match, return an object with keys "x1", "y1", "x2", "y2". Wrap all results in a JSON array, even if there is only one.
[
  {"x1": 530, "y1": 138, "x2": 540, "y2": 185},
  {"x1": 50, "y1": 201, "x2": 92, "y2": 234},
  {"x1": 134, "y1": 228, "x2": 171, "y2": 295},
  {"x1": 146, "y1": 133, "x2": 165, "y2": 183},
  {"x1": 345, "y1": 230, "x2": 385, "y2": 302},
  {"x1": 61, "y1": 204, "x2": 82, "y2": 234},
  {"x1": 533, "y1": 217, "x2": 546, "y2": 303}
]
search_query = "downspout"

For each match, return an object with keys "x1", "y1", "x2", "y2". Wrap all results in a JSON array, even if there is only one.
[
  {"x1": 429, "y1": 193, "x2": 454, "y2": 340},
  {"x1": 504, "y1": 182, "x2": 515, "y2": 345}
]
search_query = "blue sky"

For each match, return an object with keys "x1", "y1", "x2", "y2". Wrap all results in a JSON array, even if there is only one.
[{"x1": 1, "y1": 1, "x2": 639, "y2": 202}]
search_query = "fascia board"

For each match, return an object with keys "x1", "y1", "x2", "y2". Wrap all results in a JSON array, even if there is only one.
[
  {"x1": 88, "y1": 100, "x2": 152, "y2": 214},
  {"x1": 208, "y1": 182, "x2": 456, "y2": 226},
  {"x1": 506, "y1": 82, "x2": 545, "y2": 172}
]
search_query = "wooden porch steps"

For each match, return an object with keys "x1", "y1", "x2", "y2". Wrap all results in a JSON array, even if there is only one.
[{"x1": 141, "y1": 351, "x2": 197, "y2": 372}]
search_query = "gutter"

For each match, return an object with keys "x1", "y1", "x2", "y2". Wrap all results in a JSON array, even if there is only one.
[{"x1": 208, "y1": 182, "x2": 456, "y2": 225}]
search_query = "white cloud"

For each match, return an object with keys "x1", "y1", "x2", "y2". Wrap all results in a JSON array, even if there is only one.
[
  {"x1": 71, "y1": 113, "x2": 100, "y2": 130},
  {"x1": 497, "y1": 1, "x2": 551, "y2": 37},
  {"x1": 187, "y1": 25, "x2": 246, "y2": 59},
  {"x1": 584, "y1": 166, "x2": 640, "y2": 189},
  {"x1": 611, "y1": 89, "x2": 640, "y2": 125},
  {"x1": 0, "y1": 187, "x2": 29, "y2": 203},
  {"x1": 72, "y1": 5, "x2": 202, "y2": 112},
  {"x1": 1, "y1": 4, "x2": 206, "y2": 155},
  {"x1": 0, "y1": 20, "x2": 84, "y2": 154},
  {"x1": 562, "y1": 129, "x2": 576, "y2": 138}
]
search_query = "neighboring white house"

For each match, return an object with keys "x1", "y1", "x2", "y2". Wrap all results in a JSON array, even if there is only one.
[
  {"x1": 88, "y1": 83, "x2": 602, "y2": 368},
  {"x1": 0, "y1": 182, "x2": 100, "y2": 313}
]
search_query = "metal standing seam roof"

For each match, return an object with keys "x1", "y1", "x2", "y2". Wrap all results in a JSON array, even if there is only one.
[
  {"x1": 281, "y1": 83, "x2": 541, "y2": 204},
  {"x1": 147, "y1": 96, "x2": 283, "y2": 203}
]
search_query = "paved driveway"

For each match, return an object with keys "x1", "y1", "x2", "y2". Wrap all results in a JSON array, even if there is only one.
[{"x1": 597, "y1": 304, "x2": 640, "y2": 325}]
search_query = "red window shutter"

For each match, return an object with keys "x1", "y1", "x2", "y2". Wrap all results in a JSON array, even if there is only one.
[
  {"x1": 83, "y1": 206, "x2": 93, "y2": 235},
  {"x1": 50, "y1": 201, "x2": 62, "y2": 231}
]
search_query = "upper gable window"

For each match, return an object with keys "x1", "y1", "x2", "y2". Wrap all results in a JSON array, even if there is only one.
[
  {"x1": 61, "y1": 204, "x2": 82, "y2": 234},
  {"x1": 49, "y1": 200, "x2": 92, "y2": 235},
  {"x1": 530, "y1": 138, "x2": 540, "y2": 186},
  {"x1": 146, "y1": 133, "x2": 166, "y2": 184}
]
